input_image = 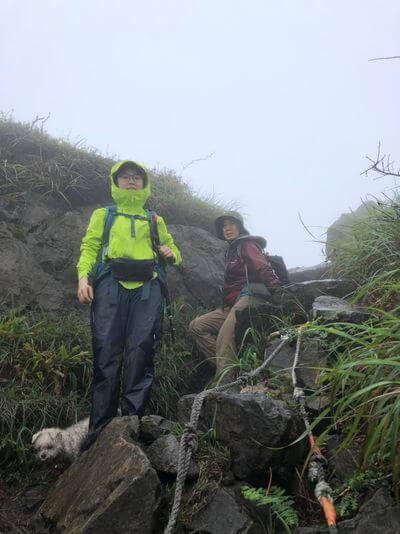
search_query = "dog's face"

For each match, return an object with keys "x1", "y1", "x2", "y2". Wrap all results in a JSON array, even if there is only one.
[{"x1": 32, "y1": 428, "x2": 63, "y2": 465}]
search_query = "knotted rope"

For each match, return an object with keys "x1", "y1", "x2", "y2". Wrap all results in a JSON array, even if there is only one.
[
  {"x1": 164, "y1": 336, "x2": 289, "y2": 534},
  {"x1": 165, "y1": 327, "x2": 338, "y2": 533},
  {"x1": 291, "y1": 328, "x2": 338, "y2": 533}
]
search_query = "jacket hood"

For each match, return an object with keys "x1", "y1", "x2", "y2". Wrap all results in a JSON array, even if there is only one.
[
  {"x1": 110, "y1": 160, "x2": 150, "y2": 210},
  {"x1": 214, "y1": 211, "x2": 249, "y2": 240}
]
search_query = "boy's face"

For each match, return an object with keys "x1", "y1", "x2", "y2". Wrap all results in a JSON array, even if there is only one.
[
  {"x1": 117, "y1": 168, "x2": 144, "y2": 190},
  {"x1": 222, "y1": 218, "x2": 240, "y2": 241}
]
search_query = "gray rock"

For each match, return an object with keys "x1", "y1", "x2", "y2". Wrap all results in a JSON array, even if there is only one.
[
  {"x1": 305, "y1": 395, "x2": 330, "y2": 413},
  {"x1": 338, "y1": 487, "x2": 400, "y2": 533},
  {"x1": 188, "y1": 488, "x2": 254, "y2": 534},
  {"x1": 139, "y1": 414, "x2": 178, "y2": 443},
  {"x1": 168, "y1": 224, "x2": 225, "y2": 308},
  {"x1": 40, "y1": 417, "x2": 160, "y2": 534},
  {"x1": 266, "y1": 337, "x2": 327, "y2": 391},
  {"x1": 326, "y1": 201, "x2": 375, "y2": 259},
  {"x1": 146, "y1": 434, "x2": 198, "y2": 479},
  {"x1": 23, "y1": 484, "x2": 49, "y2": 511},
  {"x1": 271, "y1": 279, "x2": 356, "y2": 320},
  {"x1": 325, "y1": 434, "x2": 360, "y2": 485},
  {"x1": 312, "y1": 295, "x2": 369, "y2": 323},
  {"x1": 178, "y1": 392, "x2": 306, "y2": 482},
  {"x1": 289, "y1": 263, "x2": 332, "y2": 283}
]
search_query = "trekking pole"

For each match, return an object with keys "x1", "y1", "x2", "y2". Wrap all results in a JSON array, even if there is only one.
[{"x1": 164, "y1": 287, "x2": 176, "y2": 344}]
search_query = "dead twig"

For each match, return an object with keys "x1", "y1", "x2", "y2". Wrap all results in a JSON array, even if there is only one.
[
  {"x1": 368, "y1": 55, "x2": 400, "y2": 62},
  {"x1": 181, "y1": 152, "x2": 215, "y2": 173},
  {"x1": 298, "y1": 212, "x2": 318, "y2": 240},
  {"x1": 362, "y1": 143, "x2": 400, "y2": 180}
]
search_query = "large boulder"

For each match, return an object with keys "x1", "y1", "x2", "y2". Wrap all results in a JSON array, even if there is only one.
[
  {"x1": 139, "y1": 414, "x2": 178, "y2": 443},
  {"x1": 312, "y1": 295, "x2": 369, "y2": 323},
  {"x1": 326, "y1": 201, "x2": 375, "y2": 259},
  {"x1": 146, "y1": 434, "x2": 199, "y2": 478},
  {"x1": 167, "y1": 224, "x2": 225, "y2": 308},
  {"x1": 266, "y1": 337, "x2": 327, "y2": 391},
  {"x1": 271, "y1": 279, "x2": 356, "y2": 320},
  {"x1": 288, "y1": 263, "x2": 332, "y2": 283},
  {"x1": 40, "y1": 417, "x2": 161, "y2": 533},
  {"x1": 338, "y1": 487, "x2": 400, "y2": 533},
  {"x1": 178, "y1": 392, "x2": 306, "y2": 483}
]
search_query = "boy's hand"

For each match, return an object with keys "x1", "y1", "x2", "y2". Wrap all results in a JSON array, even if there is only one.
[
  {"x1": 158, "y1": 245, "x2": 175, "y2": 263},
  {"x1": 77, "y1": 276, "x2": 94, "y2": 304}
]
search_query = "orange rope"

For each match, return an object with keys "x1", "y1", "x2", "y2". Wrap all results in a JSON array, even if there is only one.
[{"x1": 320, "y1": 496, "x2": 337, "y2": 527}]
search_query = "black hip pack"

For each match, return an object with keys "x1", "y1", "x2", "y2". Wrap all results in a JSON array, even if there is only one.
[{"x1": 109, "y1": 258, "x2": 155, "y2": 282}]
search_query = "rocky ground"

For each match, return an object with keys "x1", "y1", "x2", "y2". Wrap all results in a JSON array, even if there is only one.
[
  {"x1": 2, "y1": 190, "x2": 400, "y2": 532},
  {"x1": 2, "y1": 282, "x2": 399, "y2": 533}
]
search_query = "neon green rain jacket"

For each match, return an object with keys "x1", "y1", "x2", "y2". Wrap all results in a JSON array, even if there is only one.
[{"x1": 77, "y1": 160, "x2": 182, "y2": 290}]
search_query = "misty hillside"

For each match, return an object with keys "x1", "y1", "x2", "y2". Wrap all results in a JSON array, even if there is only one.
[
  {"x1": 0, "y1": 117, "x2": 231, "y2": 312},
  {"x1": 0, "y1": 116, "x2": 226, "y2": 232}
]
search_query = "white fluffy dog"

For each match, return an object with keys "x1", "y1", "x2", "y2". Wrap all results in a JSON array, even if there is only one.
[{"x1": 32, "y1": 417, "x2": 89, "y2": 468}]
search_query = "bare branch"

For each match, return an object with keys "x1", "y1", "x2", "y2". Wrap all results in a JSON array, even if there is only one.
[
  {"x1": 30, "y1": 113, "x2": 51, "y2": 131},
  {"x1": 297, "y1": 211, "x2": 318, "y2": 240},
  {"x1": 362, "y1": 143, "x2": 400, "y2": 179},
  {"x1": 181, "y1": 152, "x2": 215, "y2": 173},
  {"x1": 368, "y1": 55, "x2": 400, "y2": 62}
]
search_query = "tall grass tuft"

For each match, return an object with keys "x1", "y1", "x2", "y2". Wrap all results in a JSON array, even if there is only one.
[
  {"x1": 328, "y1": 198, "x2": 400, "y2": 308},
  {"x1": 306, "y1": 311, "x2": 400, "y2": 494},
  {"x1": 0, "y1": 310, "x2": 92, "y2": 480},
  {"x1": 0, "y1": 115, "x2": 233, "y2": 233}
]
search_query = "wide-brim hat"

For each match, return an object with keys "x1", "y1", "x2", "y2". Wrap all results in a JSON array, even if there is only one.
[{"x1": 214, "y1": 211, "x2": 249, "y2": 240}]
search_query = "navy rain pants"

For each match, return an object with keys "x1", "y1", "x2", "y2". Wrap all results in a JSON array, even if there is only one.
[{"x1": 87, "y1": 274, "x2": 162, "y2": 444}]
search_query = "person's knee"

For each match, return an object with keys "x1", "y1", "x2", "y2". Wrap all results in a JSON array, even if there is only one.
[{"x1": 188, "y1": 317, "x2": 200, "y2": 337}]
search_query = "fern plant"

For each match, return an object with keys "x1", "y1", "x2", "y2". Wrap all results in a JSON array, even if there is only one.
[{"x1": 242, "y1": 485, "x2": 298, "y2": 533}]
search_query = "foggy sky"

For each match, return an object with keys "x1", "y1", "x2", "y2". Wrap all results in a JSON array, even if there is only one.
[{"x1": 1, "y1": 0, "x2": 399, "y2": 267}]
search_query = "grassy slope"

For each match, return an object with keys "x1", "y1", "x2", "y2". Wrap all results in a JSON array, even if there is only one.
[
  {"x1": 304, "y1": 196, "x2": 400, "y2": 513},
  {"x1": 3, "y1": 115, "x2": 399, "y2": 522},
  {"x1": 0, "y1": 115, "x2": 229, "y2": 232}
]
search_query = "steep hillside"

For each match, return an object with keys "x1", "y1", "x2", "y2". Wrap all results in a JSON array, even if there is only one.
[{"x1": 0, "y1": 117, "x2": 228, "y2": 311}]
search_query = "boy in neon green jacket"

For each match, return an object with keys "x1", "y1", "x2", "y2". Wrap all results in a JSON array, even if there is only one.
[{"x1": 77, "y1": 160, "x2": 181, "y2": 446}]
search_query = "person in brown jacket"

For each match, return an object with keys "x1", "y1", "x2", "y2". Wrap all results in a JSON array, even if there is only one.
[{"x1": 188, "y1": 211, "x2": 280, "y2": 380}]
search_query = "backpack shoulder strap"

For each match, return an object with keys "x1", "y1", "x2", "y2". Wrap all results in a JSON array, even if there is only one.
[
  {"x1": 101, "y1": 205, "x2": 117, "y2": 258},
  {"x1": 236, "y1": 239, "x2": 263, "y2": 263},
  {"x1": 236, "y1": 242, "x2": 243, "y2": 261}
]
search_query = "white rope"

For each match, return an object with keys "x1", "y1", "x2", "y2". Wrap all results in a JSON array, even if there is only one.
[{"x1": 163, "y1": 336, "x2": 290, "y2": 534}]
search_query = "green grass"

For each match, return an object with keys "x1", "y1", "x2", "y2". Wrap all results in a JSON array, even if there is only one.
[
  {"x1": 0, "y1": 310, "x2": 92, "y2": 482},
  {"x1": 0, "y1": 114, "x2": 232, "y2": 233},
  {"x1": 304, "y1": 311, "x2": 400, "y2": 497},
  {"x1": 0, "y1": 303, "x2": 199, "y2": 482},
  {"x1": 328, "y1": 198, "x2": 400, "y2": 308},
  {"x1": 180, "y1": 435, "x2": 231, "y2": 526}
]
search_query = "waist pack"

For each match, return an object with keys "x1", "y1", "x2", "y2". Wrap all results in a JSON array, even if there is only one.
[{"x1": 109, "y1": 258, "x2": 155, "y2": 282}]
